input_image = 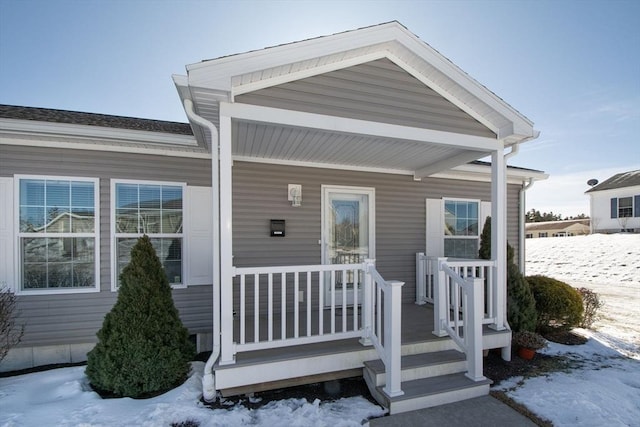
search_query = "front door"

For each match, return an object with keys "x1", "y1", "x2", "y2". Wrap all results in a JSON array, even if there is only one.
[{"x1": 322, "y1": 186, "x2": 375, "y2": 306}]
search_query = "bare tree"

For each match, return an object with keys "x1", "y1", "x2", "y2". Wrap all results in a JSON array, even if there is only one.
[{"x1": 0, "y1": 285, "x2": 24, "y2": 363}]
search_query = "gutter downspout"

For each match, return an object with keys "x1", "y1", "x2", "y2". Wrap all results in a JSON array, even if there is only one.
[
  {"x1": 183, "y1": 99, "x2": 220, "y2": 402},
  {"x1": 519, "y1": 178, "x2": 535, "y2": 275}
]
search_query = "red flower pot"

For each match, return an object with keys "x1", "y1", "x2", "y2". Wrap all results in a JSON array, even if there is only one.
[{"x1": 518, "y1": 347, "x2": 536, "y2": 360}]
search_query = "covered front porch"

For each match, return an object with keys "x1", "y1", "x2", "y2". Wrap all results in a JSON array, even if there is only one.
[{"x1": 173, "y1": 22, "x2": 540, "y2": 412}]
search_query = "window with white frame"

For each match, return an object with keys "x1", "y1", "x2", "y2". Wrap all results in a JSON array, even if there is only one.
[
  {"x1": 443, "y1": 199, "x2": 480, "y2": 258},
  {"x1": 112, "y1": 180, "x2": 184, "y2": 288},
  {"x1": 17, "y1": 176, "x2": 99, "y2": 292}
]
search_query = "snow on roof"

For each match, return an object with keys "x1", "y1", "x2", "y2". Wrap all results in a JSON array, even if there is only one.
[
  {"x1": 525, "y1": 219, "x2": 589, "y2": 231},
  {"x1": 585, "y1": 169, "x2": 640, "y2": 193}
]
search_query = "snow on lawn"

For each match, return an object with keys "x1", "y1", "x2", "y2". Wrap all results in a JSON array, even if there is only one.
[
  {"x1": 0, "y1": 361, "x2": 386, "y2": 426},
  {"x1": 526, "y1": 233, "x2": 640, "y2": 358},
  {"x1": 497, "y1": 233, "x2": 640, "y2": 426}
]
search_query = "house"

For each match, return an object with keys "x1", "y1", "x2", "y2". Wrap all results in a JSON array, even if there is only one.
[
  {"x1": 525, "y1": 219, "x2": 590, "y2": 238},
  {"x1": 0, "y1": 22, "x2": 548, "y2": 413},
  {"x1": 586, "y1": 170, "x2": 640, "y2": 234}
]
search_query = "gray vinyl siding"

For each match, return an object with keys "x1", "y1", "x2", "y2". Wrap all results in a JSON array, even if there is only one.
[
  {"x1": 232, "y1": 161, "x2": 521, "y2": 309},
  {"x1": 0, "y1": 145, "x2": 213, "y2": 347},
  {"x1": 236, "y1": 58, "x2": 496, "y2": 139}
]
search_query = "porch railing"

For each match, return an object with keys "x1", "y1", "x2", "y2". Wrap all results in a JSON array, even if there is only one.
[
  {"x1": 361, "y1": 260, "x2": 405, "y2": 398},
  {"x1": 416, "y1": 254, "x2": 495, "y2": 382},
  {"x1": 416, "y1": 254, "x2": 498, "y2": 326},
  {"x1": 223, "y1": 261, "x2": 404, "y2": 397},
  {"x1": 433, "y1": 260, "x2": 486, "y2": 381}
]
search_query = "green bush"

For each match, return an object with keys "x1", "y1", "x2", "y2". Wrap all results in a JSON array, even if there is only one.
[
  {"x1": 526, "y1": 275, "x2": 584, "y2": 333},
  {"x1": 86, "y1": 235, "x2": 195, "y2": 398},
  {"x1": 479, "y1": 217, "x2": 537, "y2": 332},
  {"x1": 576, "y1": 287, "x2": 603, "y2": 329}
]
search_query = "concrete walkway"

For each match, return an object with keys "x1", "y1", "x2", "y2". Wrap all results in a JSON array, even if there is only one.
[{"x1": 369, "y1": 396, "x2": 538, "y2": 427}]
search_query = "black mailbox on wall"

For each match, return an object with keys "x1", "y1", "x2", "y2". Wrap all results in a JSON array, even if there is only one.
[{"x1": 270, "y1": 219, "x2": 285, "y2": 237}]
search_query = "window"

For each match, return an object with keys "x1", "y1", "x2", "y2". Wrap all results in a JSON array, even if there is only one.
[
  {"x1": 525, "y1": 233, "x2": 533, "y2": 239},
  {"x1": 443, "y1": 199, "x2": 479, "y2": 258},
  {"x1": 112, "y1": 180, "x2": 184, "y2": 289},
  {"x1": 539, "y1": 232, "x2": 548, "y2": 238},
  {"x1": 17, "y1": 176, "x2": 99, "y2": 293},
  {"x1": 618, "y1": 197, "x2": 633, "y2": 218}
]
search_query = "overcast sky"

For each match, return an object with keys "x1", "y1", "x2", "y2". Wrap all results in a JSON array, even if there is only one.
[{"x1": 1, "y1": 0, "x2": 638, "y2": 217}]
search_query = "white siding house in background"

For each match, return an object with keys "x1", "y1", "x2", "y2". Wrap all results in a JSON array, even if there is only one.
[
  {"x1": 1, "y1": 22, "x2": 549, "y2": 414},
  {"x1": 586, "y1": 170, "x2": 640, "y2": 234}
]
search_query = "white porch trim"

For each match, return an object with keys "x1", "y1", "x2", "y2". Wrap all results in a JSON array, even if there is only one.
[
  {"x1": 219, "y1": 112, "x2": 235, "y2": 365},
  {"x1": 219, "y1": 102, "x2": 501, "y2": 152},
  {"x1": 490, "y1": 149, "x2": 507, "y2": 332}
]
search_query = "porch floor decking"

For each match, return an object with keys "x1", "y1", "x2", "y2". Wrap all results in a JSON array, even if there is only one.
[
  {"x1": 222, "y1": 303, "x2": 506, "y2": 368},
  {"x1": 215, "y1": 302, "x2": 510, "y2": 399}
]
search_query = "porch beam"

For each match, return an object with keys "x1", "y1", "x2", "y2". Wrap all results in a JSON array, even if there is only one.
[
  {"x1": 219, "y1": 102, "x2": 501, "y2": 152},
  {"x1": 413, "y1": 150, "x2": 488, "y2": 179},
  {"x1": 490, "y1": 148, "x2": 507, "y2": 331},
  {"x1": 219, "y1": 112, "x2": 236, "y2": 365}
]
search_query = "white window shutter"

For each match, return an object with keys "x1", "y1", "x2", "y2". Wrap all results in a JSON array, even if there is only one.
[
  {"x1": 480, "y1": 201, "x2": 492, "y2": 232},
  {"x1": 425, "y1": 198, "x2": 443, "y2": 257},
  {"x1": 186, "y1": 186, "x2": 213, "y2": 285},
  {"x1": 0, "y1": 178, "x2": 15, "y2": 290}
]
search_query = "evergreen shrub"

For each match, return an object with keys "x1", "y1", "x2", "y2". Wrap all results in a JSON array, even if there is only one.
[
  {"x1": 526, "y1": 275, "x2": 584, "y2": 333},
  {"x1": 478, "y1": 217, "x2": 537, "y2": 332},
  {"x1": 86, "y1": 235, "x2": 195, "y2": 398}
]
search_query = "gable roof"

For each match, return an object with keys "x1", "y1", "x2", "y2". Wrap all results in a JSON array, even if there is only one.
[
  {"x1": 585, "y1": 170, "x2": 640, "y2": 193},
  {"x1": 174, "y1": 21, "x2": 538, "y2": 145},
  {"x1": 0, "y1": 104, "x2": 193, "y2": 135}
]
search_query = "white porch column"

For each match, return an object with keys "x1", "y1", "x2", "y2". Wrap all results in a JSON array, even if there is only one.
[
  {"x1": 490, "y1": 148, "x2": 507, "y2": 331},
  {"x1": 219, "y1": 111, "x2": 236, "y2": 365}
]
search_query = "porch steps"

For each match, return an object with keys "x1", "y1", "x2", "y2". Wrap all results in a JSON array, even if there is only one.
[{"x1": 363, "y1": 350, "x2": 491, "y2": 415}]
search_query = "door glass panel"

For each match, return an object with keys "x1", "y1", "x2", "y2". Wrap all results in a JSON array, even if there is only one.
[
  {"x1": 329, "y1": 195, "x2": 368, "y2": 266},
  {"x1": 323, "y1": 189, "x2": 372, "y2": 306}
]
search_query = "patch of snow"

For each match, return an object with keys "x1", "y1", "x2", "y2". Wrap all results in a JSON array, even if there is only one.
[
  {"x1": 502, "y1": 233, "x2": 640, "y2": 425},
  {"x1": 0, "y1": 362, "x2": 386, "y2": 426}
]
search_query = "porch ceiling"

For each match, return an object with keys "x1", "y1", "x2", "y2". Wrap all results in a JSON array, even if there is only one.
[{"x1": 231, "y1": 119, "x2": 489, "y2": 175}]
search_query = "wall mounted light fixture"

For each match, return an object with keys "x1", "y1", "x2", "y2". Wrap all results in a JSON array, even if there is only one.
[{"x1": 288, "y1": 184, "x2": 302, "y2": 207}]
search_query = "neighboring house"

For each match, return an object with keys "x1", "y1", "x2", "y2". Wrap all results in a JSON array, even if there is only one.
[
  {"x1": 525, "y1": 219, "x2": 590, "y2": 238},
  {"x1": 586, "y1": 170, "x2": 640, "y2": 234},
  {"x1": 0, "y1": 22, "x2": 548, "y2": 413}
]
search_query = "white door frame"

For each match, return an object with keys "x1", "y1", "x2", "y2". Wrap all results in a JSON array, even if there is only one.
[{"x1": 321, "y1": 185, "x2": 375, "y2": 306}]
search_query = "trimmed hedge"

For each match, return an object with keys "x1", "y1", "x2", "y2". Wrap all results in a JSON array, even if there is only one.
[{"x1": 526, "y1": 275, "x2": 583, "y2": 333}]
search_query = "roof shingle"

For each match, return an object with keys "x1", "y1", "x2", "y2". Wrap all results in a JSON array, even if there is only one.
[
  {"x1": 0, "y1": 104, "x2": 193, "y2": 135},
  {"x1": 586, "y1": 170, "x2": 640, "y2": 193}
]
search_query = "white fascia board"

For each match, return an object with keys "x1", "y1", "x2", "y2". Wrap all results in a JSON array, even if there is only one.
[
  {"x1": 230, "y1": 51, "x2": 389, "y2": 98},
  {"x1": 220, "y1": 102, "x2": 501, "y2": 152},
  {"x1": 186, "y1": 22, "x2": 404, "y2": 89},
  {"x1": 187, "y1": 22, "x2": 534, "y2": 140},
  {"x1": 0, "y1": 118, "x2": 197, "y2": 147},
  {"x1": 434, "y1": 165, "x2": 548, "y2": 184},
  {"x1": 0, "y1": 134, "x2": 211, "y2": 159},
  {"x1": 234, "y1": 156, "x2": 543, "y2": 185}
]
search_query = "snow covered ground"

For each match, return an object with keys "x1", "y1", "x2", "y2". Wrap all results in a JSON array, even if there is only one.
[
  {"x1": 0, "y1": 361, "x2": 385, "y2": 426},
  {"x1": 526, "y1": 233, "x2": 640, "y2": 358},
  {"x1": 0, "y1": 233, "x2": 638, "y2": 426},
  {"x1": 505, "y1": 233, "x2": 640, "y2": 426}
]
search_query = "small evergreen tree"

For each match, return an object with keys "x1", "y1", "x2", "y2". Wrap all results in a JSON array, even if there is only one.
[
  {"x1": 478, "y1": 217, "x2": 537, "y2": 332},
  {"x1": 86, "y1": 235, "x2": 195, "y2": 397},
  {"x1": 478, "y1": 216, "x2": 491, "y2": 260}
]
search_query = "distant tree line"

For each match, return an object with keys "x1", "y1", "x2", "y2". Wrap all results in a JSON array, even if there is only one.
[{"x1": 525, "y1": 209, "x2": 589, "y2": 223}]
